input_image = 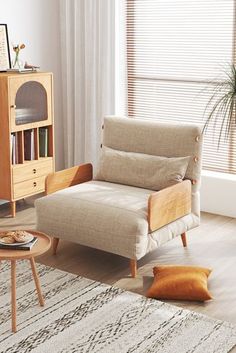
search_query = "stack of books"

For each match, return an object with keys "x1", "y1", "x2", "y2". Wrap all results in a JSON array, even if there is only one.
[{"x1": 7, "y1": 68, "x2": 40, "y2": 73}]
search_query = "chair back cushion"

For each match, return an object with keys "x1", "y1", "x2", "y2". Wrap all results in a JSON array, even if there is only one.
[
  {"x1": 96, "y1": 147, "x2": 190, "y2": 191},
  {"x1": 102, "y1": 116, "x2": 203, "y2": 191}
]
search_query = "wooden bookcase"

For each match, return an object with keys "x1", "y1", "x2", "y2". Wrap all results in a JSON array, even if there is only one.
[{"x1": 0, "y1": 72, "x2": 55, "y2": 217}]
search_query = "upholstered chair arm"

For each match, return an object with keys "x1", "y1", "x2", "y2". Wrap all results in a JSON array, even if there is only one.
[
  {"x1": 148, "y1": 180, "x2": 191, "y2": 232},
  {"x1": 45, "y1": 163, "x2": 93, "y2": 195}
]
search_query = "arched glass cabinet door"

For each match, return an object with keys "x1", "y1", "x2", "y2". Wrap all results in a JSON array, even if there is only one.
[{"x1": 15, "y1": 81, "x2": 48, "y2": 125}]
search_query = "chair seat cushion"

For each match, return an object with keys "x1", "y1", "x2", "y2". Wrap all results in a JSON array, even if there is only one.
[
  {"x1": 35, "y1": 180, "x2": 199, "y2": 259},
  {"x1": 36, "y1": 180, "x2": 152, "y2": 242}
]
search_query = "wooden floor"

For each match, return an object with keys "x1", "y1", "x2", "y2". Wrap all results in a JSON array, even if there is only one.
[{"x1": 1, "y1": 197, "x2": 236, "y2": 338}]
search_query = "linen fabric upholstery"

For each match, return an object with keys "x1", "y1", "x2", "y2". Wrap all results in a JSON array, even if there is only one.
[
  {"x1": 103, "y1": 116, "x2": 202, "y2": 188},
  {"x1": 36, "y1": 116, "x2": 202, "y2": 261},
  {"x1": 35, "y1": 181, "x2": 199, "y2": 260},
  {"x1": 96, "y1": 147, "x2": 190, "y2": 191},
  {"x1": 103, "y1": 116, "x2": 203, "y2": 218},
  {"x1": 146, "y1": 265, "x2": 212, "y2": 302}
]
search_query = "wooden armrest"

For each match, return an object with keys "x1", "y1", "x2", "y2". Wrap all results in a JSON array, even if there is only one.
[
  {"x1": 45, "y1": 163, "x2": 93, "y2": 195},
  {"x1": 148, "y1": 180, "x2": 191, "y2": 232}
]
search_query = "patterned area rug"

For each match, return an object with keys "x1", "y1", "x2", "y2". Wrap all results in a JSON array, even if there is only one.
[{"x1": 0, "y1": 261, "x2": 236, "y2": 353}]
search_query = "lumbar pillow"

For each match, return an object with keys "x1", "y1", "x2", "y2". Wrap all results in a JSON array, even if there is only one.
[
  {"x1": 146, "y1": 265, "x2": 212, "y2": 302},
  {"x1": 96, "y1": 147, "x2": 190, "y2": 191}
]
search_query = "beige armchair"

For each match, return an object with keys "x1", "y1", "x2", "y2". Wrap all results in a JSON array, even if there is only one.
[{"x1": 35, "y1": 116, "x2": 202, "y2": 277}]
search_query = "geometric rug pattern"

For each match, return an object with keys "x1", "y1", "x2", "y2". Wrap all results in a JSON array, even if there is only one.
[{"x1": 0, "y1": 261, "x2": 235, "y2": 353}]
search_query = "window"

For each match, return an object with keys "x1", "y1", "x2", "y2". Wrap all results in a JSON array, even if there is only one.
[{"x1": 127, "y1": 0, "x2": 236, "y2": 174}]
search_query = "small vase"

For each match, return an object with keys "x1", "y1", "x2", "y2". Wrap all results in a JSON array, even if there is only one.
[{"x1": 12, "y1": 53, "x2": 23, "y2": 70}]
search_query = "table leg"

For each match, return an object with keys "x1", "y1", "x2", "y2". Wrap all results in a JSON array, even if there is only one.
[
  {"x1": 11, "y1": 260, "x2": 17, "y2": 333},
  {"x1": 10, "y1": 201, "x2": 16, "y2": 218},
  {"x1": 30, "y1": 257, "x2": 44, "y2": 307}
]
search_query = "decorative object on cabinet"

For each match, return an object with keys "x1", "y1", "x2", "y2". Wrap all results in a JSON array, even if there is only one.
[
  {"x1": 0, "y1": 72, "x2": 55, "y2": 217},
  {"x1": 24, "y1": 62, "x2": 40, "y2": 71},
  {"x1": 12, "y1": 43, "x2": 25, "y2": 70},
  {"x1": 0, "y1": 24, "x2": 11, "y2": 71}
]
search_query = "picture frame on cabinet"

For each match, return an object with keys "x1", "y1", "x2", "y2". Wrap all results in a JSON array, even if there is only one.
[{"x1": 0, "y1": 24, "x2": 11, "y2": 71}]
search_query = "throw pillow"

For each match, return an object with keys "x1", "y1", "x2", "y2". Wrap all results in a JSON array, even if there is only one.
[
  {"x1": 146, "y1": 265, "x2": 212, "y2": 302},
  {"x1": 96, "y1": 147, "x2": 190, "y2": 191}
]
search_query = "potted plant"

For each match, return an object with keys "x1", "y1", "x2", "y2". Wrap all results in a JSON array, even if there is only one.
[{"x1": 204, "y1": 64, "x2": 236, "y2": 147}]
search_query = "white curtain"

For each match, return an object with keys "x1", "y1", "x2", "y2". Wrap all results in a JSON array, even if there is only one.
[{"x1": 59, "y1": 0, "x2": 116, "y2": 168}]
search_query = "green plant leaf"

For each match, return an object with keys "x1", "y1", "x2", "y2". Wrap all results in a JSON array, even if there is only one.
[{"x1": 203, "y1": 64, "x2": 236, "y2": 147}]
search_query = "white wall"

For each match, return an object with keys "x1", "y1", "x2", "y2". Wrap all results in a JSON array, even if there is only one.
[
  {"x1": 0, "y1": 0, "x2": 64, "y2": 170},
  {"x1": 201, "y1": 171, "x2": 236, "y2": 218}
]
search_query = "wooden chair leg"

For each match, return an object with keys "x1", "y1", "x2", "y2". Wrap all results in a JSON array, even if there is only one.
[
  {"x1": 52, "y1": 237, "x2": 59, "y2": 255},
  {"x1": 130, "y1": 259, "x2": 137, "y2": 278},
  {"x1": 181, "y1": 232, "x2": 187, "y2": 247}
]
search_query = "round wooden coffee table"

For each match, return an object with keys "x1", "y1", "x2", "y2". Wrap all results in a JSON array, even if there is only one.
[{"x1": 0, "y1": 230, "x2": 51, "y2": 333}]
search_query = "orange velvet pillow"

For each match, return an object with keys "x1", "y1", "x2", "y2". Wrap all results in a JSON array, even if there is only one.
[{"x1": 146, "y1": 265, "x2": 212, "y2": 302}]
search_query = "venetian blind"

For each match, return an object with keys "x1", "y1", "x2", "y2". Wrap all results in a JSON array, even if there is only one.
[{"x1": 127, "y1": 0, "x2": 236, "y2": 174}]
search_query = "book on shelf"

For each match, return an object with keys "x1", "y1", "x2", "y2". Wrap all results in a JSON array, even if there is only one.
[
  {"x1": 24, "y1": 129, "x2": 35, "y2": 160},
  {"x1": 39, "y1": 127, "x2": 48, "y2": 157},
  {"x1": 15, "y1": 133, "x2": 19, "y2": 164},
  {"x1": 0, "y1": 237, "x2": 38, "y2": 251},
  {"x1": 11, "y1": 133, "x2": 15, "y2": 165},
  {"x1": 11, "y1": 133, "x2": 19, "y2": 165}
]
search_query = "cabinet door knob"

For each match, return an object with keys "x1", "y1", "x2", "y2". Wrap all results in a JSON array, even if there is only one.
[
  {"x1": 33, "y1": 182, "x2": 37, "y2": 187},
  {"x1": 10, "y1": 104, "x2": 16, "y2": 109},
  {"x1": 33, "y1": 169, "x2": 37, "y2": 174}
]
